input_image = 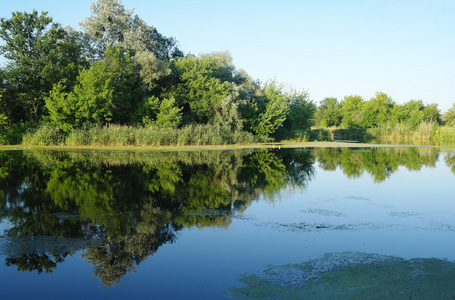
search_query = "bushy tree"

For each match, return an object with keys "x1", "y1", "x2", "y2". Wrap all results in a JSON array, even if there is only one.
[
  {"x1": 340, "y1": 95, "x2": 364, "y2": 128},
  {"x1": 390, "y1": 100, "x2": 441, "y2": 128},
  {"x1": 0, "y1": 10, "x2": 85, "y2": 122},
  {"x1": 46, "y1": 45, "x2": 139, "y2": 131},
  {"x1": 361, "y1": 92, "x2": 394, "y2": 127},
  {"x1": 315, "y1": 97, "x2": 342, "y2": 127},
  {"x1": 443, "y1": 103, "x2": 455, "y2": 126},
  {"x1": 166, "y1": 52, "x2": 237, "y2": 124},
  {"x1": 422, "y1": 103, "x2": 441, "y2": 124},
  {"x1": 252, "y1": 80, "x2": 289, "y2": 140},
  {"x1": 153, "y1": 97, "x2": 182, "y2": 128},
  {"x1": 79, "y1": 0, "x2": 180, "y2": 92},
  {"x1": 283, "y1": 89, "x2": 316, "y2": 131}
]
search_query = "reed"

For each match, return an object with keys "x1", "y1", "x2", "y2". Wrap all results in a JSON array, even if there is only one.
[
  {"x1": 22, "y1": 123, "x2": 64, "y2": 146},
  {"x1": 370, "y1": 121, "x2": 438, "y2": 141},
  {"x1": 437, "y1": 127, "x2": 455, "y2": 141},
  {"x1": 21, "y1": 123, "x2": 255, "y2": 146},
  {"x1": 310, "y1": 121, "x2": 455, "y2": 144}
]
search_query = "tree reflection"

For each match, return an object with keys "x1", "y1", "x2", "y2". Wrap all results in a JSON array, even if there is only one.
[
  {"x1": 0, "y1": 146, "x2": 443, "y2": 286},
  {"x1": 444, "y1": 152, "x2": 455, "y2": 174},
  {"x1": 5, "y1": 253, "x2": 63, "y2": 274},
  {"x1": 314, "y1": 147, "x2": 439, "y2": 182},
  {"x1": 0, "y1": 149, "x2": 315, "y2": 286}
]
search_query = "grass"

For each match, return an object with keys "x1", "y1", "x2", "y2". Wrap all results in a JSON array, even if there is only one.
[
  {"x1": 21, "y1": 123, "x2": 256, "y2": 147},
  {"x1": 9, "y1": 121, "x2": 455, "y2": 149},
  {"x1": 311, "y1": 122, "x2": 455, "y2": 145}
]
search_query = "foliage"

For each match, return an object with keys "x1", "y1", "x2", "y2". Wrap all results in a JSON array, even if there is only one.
[
  {"x1": 283, "y1": 89, "x2": 316, "y2": 131},
  {"x1": 252, "y1": 80, "x2": 289, "y2": 141},
  {"x1": 340, "y1": 95, "x2": 364, "y2": 128},
  {"x1": 315, "y1": 97, "x2": 342, "y2": 127},
  {"x1": 443, "y1": 103, "x2": 455, "y2": 126},
  {"x1": 152, "y1": 97, "x2": 182, "y2": 128},
  {"x1": 46, "y1": 45, "x2": 139, "y2": 131},
  {"x1": 79, "y1": 0, "x2": 178, "y2": 90},
  {"x1": 360, "y1": 92, "x2": 394, "y2": 127},
  {"x1": 169, "y1": 53, "x2": 235, "y2": 123},
  {"x1": 390, "y1": 100, "x2": 442, "y2": 129},
  {"x1": 0, "y1": 10, "x2": 85, "y2": 122}
]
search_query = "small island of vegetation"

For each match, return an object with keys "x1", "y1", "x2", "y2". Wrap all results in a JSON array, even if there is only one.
[{"x1": 1, "y1": 0, "x2": 455, "y2": 147}]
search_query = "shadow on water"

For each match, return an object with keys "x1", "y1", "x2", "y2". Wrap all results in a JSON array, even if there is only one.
[{"x1": 0, "y1": 146, "x2": 453, "y2": 287}]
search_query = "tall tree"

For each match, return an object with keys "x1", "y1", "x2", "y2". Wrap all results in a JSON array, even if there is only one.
[
  {"x1": 168, "y1": 53, "x2": 235, "y2": 124},
  {"x1": 422, "y1": 103, "x2": 441, "y2": 124},
  {"x1": 79, "y1": 0, "x2": 181, "y2": 92},
  {"x1": 46, "y1": 45, "x2": 139, "y2": 131},
  {"x1": 0, "y1": 10, "x2": 83, "y2": 122},
  {"x1": 340, "y1": 95, "x2": 364, "y2": 128},
  {"x1": 443, "y1": 103, "x2": 455, "y2": 126},
  {"x1": 252, "y1": 80, "x2": 289, "y2": 140},
  {"x1": 315, "y1": 97, "x2": 342, "y2": 127},
  {"x1": 283, "y1": 89, "x2": 316, "y2": 131},
  {"x1": 361, "y1": 92, "x2": 394, "y2": 127}
]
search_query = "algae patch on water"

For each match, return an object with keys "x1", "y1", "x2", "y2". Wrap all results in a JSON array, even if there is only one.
[{"x1": 226, "y1": 252, "x2": 455, "y2": 299}]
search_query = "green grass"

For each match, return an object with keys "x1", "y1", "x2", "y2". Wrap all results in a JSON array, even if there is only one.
[
  {"x1": 12, "y1": 121, "x2": 455, "y2": 148},
  {"x1": 311, "y1": 122, "x2": 455, "y2": 144},
  {"x1": 21, "y1": 123, "x2": 256, "y2": 147}
]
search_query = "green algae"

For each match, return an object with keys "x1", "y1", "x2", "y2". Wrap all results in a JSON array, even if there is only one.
[{"x1": 227, "y1": 252, "x2": 455, "y2": 300}]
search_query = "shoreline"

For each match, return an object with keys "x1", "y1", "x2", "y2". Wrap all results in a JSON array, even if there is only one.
[{"x1": 1, "y1": 141, "x2": 454, "y2": 152}]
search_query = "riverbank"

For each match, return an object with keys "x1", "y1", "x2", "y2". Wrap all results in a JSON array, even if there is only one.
[
  {"x1": 2, "y1": 141, "x2": 455, "y2": 153},
  {"x1": 311, "y1": 124, "x2": 455, "y2": 144}
]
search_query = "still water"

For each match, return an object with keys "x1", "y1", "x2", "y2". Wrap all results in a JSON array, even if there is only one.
[{"x1": 0, "y1": 147, "x2": 454, "y2": 299}]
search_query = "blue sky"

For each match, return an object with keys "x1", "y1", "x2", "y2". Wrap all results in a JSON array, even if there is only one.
[{"x1": 2, "y1": 0, "x2": 454, "y2": 111}]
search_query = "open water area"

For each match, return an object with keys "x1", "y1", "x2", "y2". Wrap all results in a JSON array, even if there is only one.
[{"x1": 0, "y1": 146, "x2": 455, "y2": 299}]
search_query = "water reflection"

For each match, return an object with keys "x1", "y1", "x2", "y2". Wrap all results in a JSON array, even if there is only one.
[
  {"x1": 0, "y1": 149, "x2": 315, "y2": 286},
  {"x1": 0, "y1": 147, "x2": 451, "y2": 286},
  {"x1": 314, "y1": 147, "x2": 439, "y2": 182}
]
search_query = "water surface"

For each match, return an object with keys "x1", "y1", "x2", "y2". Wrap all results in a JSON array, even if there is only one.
[{"x1": 0, "y1": 147, "x2": 454, "y2": 299}]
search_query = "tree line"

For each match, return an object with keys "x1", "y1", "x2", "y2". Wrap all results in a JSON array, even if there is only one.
[
  {"x1": 1, "y1": 0, "x2": 454, "y2": 145},
  {"x1": 313, "y1": 93, "x2": 455, "y2": 129},
  {"x1": 0, "y1": 0, "x2": 314, "y2": 144}
]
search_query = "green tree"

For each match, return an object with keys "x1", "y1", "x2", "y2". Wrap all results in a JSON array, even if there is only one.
[
  {"x1": 79, "y1": 0, "x2": 180, "y2": 92},
  {"x1": 443, "y1": 103, "x2": 455, "y2": 126},
  {"x1": 153, "y1": 97, "x2": 182, "y2": 128},
  {"x1": 340, "y1": 95, "x2": 364, "y2": 128},
  {"x1": 315, "y1": 97, "x2": 342, "y2": 127},
  {"x1": 391, "y1": 100, "x2": 442, "y2": 128},
  {"x1": 46, "y1": 45, "x2": 140, "y2": 131},
  {"x1": 168, "y1": 53, "x2": 235, "y2": 123},
  {"x1": 252, "y1": 80, "x2": 289, "y2": 140},
  {"x1": 422, "y1": 103, "x2": 441, "y2": 124},
  {"x1": 283, "y1": 89, "x2": 316, "y2": 131},
  {"x1": 0, "y1": 10, "x2": 84, "y2": 122},
  {"x1": 361, "y1": 92, "x2": 394, "y2": 127}
]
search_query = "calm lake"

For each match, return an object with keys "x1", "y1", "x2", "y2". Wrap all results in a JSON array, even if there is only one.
[{"x1": 1, "y1": 147, "x2": 455, "y2": 299}]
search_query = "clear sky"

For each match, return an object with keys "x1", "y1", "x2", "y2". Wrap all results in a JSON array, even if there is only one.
[{"x1": 1, "y1": 0, "x2": 454, "y2": 111}]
